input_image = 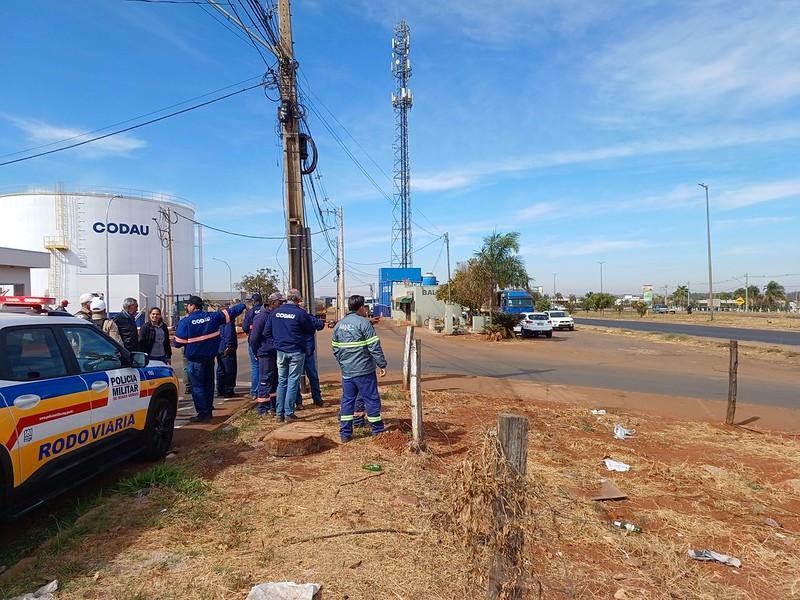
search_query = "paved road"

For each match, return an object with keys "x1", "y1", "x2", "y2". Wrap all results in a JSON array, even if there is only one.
[
  {"x1": 317, "y1": 325, "x2": 798, "y2": 409},
  {"x1": 574, "y1": 317, "x2": 800, "y2": 346}
]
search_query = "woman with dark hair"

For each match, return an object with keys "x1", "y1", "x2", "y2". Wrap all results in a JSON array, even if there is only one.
[{"x1": 139, "y1": 307, "x2": 171, "y2": 364}]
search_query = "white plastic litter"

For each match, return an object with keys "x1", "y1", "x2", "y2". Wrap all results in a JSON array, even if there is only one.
[
  {"x1": 8, "y1": 580, "x2": 58, "y2": 600},
  {"x1": 614, "y1": 424, "x2": 635, "y2": 440},
  {"x1": 604, "y1": 458, "x2": 631, "y2": 472},
  {"x1": 687, "y1": 549, "x2": 742, "y2": 568},
  {"x1": 591, "y1": 409, "x2": 607, "y2": 415},
  {"x1": 246, "y1": 582, "x2": 321, "y2": 600}
]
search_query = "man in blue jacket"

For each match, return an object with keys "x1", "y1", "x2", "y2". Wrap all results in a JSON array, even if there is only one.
[
  {"x1": 263, "y1": 289, "x2": 316, "y2": 422},
  {"x1": 241, "y1": 293, "x2": 264, "y2": 398},
  {"x1": 215, "y1": 304, "x2": 238, "y2": 398},
  {"x1": 295, "y1": 301, "x2": 325, "y2": 409},
  {"x1": 174, "y1": 296, "x2": 246, "y2": 422},
  {"x1": 249, "y1": 292, "x2": 284, "y2": 416}
]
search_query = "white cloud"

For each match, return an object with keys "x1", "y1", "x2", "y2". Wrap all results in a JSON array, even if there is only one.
[
  {"x1": 715, "y1": 180, "x2": 800, "y2": 210},
  {"x1": 6, "y1": 116, "x2": 146, "y2": 158},
  {"x1": 540, "y1": 239, "x2": 648, "y2": 258},
  {"x1": 515, "y1": 202, "x2": 556, "y2": 221},
  {"x1": 411, "y1": 123, "x2": 800, "y2": 193},
  {"x1": 591, "y1": 2, "x2": 800, "y2": 113}
]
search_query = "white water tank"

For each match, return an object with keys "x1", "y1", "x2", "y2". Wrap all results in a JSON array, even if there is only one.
[{"x1": 0, "y1": 187, "x2": 197, "y2": 312}]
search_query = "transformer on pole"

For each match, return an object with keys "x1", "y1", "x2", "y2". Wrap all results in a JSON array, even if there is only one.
[{"x1": 391, "y1": 20, "x2": 413, "y2": 268}]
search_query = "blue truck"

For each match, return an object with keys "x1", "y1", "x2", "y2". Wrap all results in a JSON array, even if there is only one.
[{"x1": 498, "y1": 289, "x2": 534, "y2": 314}]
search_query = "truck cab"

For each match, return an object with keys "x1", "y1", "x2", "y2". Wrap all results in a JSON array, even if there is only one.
[{"x1": 498, "y1": 290, "x2": 533, "y2": 314}]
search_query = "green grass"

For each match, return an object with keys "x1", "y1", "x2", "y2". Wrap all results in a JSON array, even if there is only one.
[{"x1": 114, "y1": 464, "x2": 207, "y2": 500}]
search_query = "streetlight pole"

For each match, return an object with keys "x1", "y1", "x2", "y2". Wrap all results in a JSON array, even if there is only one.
[
  {"x1": 598, "y1": 261, "x2": 605, "y2": 295},
  {"x1": 698, "y1": 183, "x2": 714, "y2": 321},
  {"x1": 104, "y1": 194, "x2": 122, "y2": 307},
  {"x1": 213, "y1": 257, "x2": 233, "y2": 304},
  {"x1": 552, "y1": 272, "x2": 557, "y2": 299}
]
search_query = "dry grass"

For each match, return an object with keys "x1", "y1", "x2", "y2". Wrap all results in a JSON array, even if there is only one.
[{"x1": 2, "y1": 387, "x2": 799, "y2": 599}]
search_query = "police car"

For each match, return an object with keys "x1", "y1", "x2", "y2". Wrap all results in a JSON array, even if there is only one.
[{"x1": 0, "y1": 306, "x2": 178, "y2": 514}]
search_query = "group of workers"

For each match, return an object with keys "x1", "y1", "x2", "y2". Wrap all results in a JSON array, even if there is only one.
[
  {"x1": 174, "y1": 291, "x2": 387, "y2": 442},
  {"x1": 64, "y1": 288, "x2": 388, "y2": 443}
]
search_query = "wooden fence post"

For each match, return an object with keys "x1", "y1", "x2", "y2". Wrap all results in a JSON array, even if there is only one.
[
  {"x1": 487, "y1": 413, "x2": 528, "y2": 600},
  {"x1": 726, "y1": 340, "x2": 738, "y2": 425},
  {"x1": 402, "y1": 325, "x2": 414, "y2": 390},
  {"x1": 410, "y1": 339, "x2": 424, "y2": 450}
]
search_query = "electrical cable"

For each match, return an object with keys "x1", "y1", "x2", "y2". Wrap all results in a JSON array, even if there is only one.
[
  {"x1": 0, "y1": 82, "x2": 264, "y2": 167},
  {"x1": 0, "y1": 75, "x2": 264, "y2": 160},
  {"x1": 173, "y1": 210, "x2": 333, "y2": 239},
  {"x1": 314, "y1": 266, "x2": 336, "y2": 284}
]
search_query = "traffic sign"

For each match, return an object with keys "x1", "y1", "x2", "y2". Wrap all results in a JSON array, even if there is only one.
[{"x1": 735, "y1": 297, "x2": 745, "y2": 306}]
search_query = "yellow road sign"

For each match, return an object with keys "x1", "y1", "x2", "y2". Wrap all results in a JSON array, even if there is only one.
[{"x1": 735, "y1": 296, "x2": 745, "y2": 306}]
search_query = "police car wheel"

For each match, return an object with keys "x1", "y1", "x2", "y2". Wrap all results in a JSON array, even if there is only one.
[{"x1": 141, "y1": 397, "x2": 176, "y2": 460}]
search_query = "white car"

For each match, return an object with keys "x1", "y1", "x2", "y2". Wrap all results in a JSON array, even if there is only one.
[
  {"x1": 513, "y1": 312, "x2": 553, "y2": 338},
  {"x1": 546, "y1": 310, "x2": 575, "y2": 331}
]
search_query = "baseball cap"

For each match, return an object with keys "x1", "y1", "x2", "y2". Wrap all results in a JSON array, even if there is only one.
[
  {"x1": 89, "y1": 298, "x2": 107, "y2": 313},
  {"x1": 267, "y1": 292, "x2": 285, "y2": 303},
  {"x1": 79, "y1": 292, "x2": 95, "y2": 304},
  {"x1": 248, "y1": 292, "x2": 262, "y2": 303},
  {"x1": 187, "y1": 295, "x2": 203, "y2": 308},
  {"x1": 61, "y1": 299, "x2": 69, "y2": 306}
]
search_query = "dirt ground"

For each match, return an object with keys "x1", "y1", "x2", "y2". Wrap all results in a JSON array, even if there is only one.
[
  {"x1": 573, "y1": 310, "x2": 800, "y2": 331},
  {"x1": 2, "y1": 383, "x2": 800, "y2": 600}
]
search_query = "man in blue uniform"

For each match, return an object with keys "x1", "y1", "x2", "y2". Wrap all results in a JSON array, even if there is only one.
[
  {"x1": 215, "y1": 304, "x2": 238, "y2": 398},
  {"x1": 295, "y1": 301, "x2": 325, "y2": 409},
  {"x1": 174, "y1": 296, "x2": 246, "y2": 422},
  {"x1": 332, "y1": 294, "x2": 387, "y2": 442},
  {"x1": 263, "y1": 289, "x2": 316, "y2": 423},
  {"x1": 241, "y1": 293, "x2": 264, "y2": 399},
  {"x1": 249, "y1": 292, "x2": 284, "y2": 416}
]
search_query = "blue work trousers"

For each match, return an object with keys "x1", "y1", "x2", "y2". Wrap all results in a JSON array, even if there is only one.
[
  {"x1": 186, "y1": 358, "x2": 215, "y2": 419},
  {"x1": 276, "y1": 351, "x2": 306, "y2": 418},
  {"x1": 339, "y1": 372, "x2": 384, "y2": 440},
  {"x1": 295, "y1": 353, "x2": 322, "y2": 406},
  {"x1": 248, "y1": 344, "x2": 259, "y2": 397},
  {"x1": 215, "y1": 352, "x2": 237, "y2": 396},
  {"x1": 256, "y1": 351, "x2": 278, "y2": 411}
]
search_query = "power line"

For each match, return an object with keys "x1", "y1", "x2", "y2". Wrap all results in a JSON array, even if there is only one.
[
  {"x1": 0, "y1": 81, "x2": 264, "y2": 167},
  {"x1": 0, "y1": 75, "x2": 264, "y2": 160},
  {"x1": 174, "y1": 210, "x2": 333, "y2": 239}
]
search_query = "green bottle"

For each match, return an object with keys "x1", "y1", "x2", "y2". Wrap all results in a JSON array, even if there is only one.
[
  {"x1": 362, "y1": 463, "x2": 382, "y2": 472},
  {"x1": 612, "y1": 520, "x2": 642, "y2": 533}
]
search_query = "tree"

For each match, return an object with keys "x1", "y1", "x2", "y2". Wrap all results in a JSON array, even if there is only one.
[
  {"x1": 583, "y1": 292, "x2": 615, "y2": 311},
  {"x1": 763, "y1": 280, "x2": 786, "y2": 310},
  {"x1": 614, "y1": 301, "x2": 624, "y2": 315},
  {"x1": 236, "y1": 268, "x2": 279, "y2": 299},
  {"x1": 473, "y1": 231, "x2": 529, "y2": 322},
  {"x1": 633, "y1": 300, "x2": 648, "y2": 317},
  {"x1": 672, "y1": 285, "x2": 689, "y2": 306},
  {"x1": 535, "y1": 297, "x2": 551, "y2": 312},
  {"x1": 436, "y1": 259, "x2": 488, "y2": 314}
]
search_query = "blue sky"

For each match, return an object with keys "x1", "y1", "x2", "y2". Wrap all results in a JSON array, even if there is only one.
[{"x1": 1, "y1": 0, "x2": 799, "y2": 298}]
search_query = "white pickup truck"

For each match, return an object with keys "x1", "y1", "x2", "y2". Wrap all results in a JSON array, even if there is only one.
[{"x1": 546, "y1": 310, "x2": 575, "y2": 331}]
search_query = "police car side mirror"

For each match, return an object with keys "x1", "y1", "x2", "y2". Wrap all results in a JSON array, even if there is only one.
[{"x1": 130, "y1": 352, "x2": 149, "y2": 368}]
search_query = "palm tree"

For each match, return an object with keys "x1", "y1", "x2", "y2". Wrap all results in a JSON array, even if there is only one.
[
  {"x1": 474, "y1": 231, "x2": 529, "y2": 321},
  {"x1": 673, "y1": 285, "x2": 689, "y2": 306},
  {"x1": 763, "y1": 281, "x2": 786, "y2": 310}
]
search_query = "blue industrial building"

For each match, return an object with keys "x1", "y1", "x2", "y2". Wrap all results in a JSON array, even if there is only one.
[{"x1": 375, "y1": 267, "x2": 422, "y2": 317}]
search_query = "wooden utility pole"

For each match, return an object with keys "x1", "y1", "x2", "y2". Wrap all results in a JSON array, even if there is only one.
[
  {"x1": 337, "y1": 207, "x2": 346, "y2": 320},
  {"x1": 402, "y1": 325, "x2": 414, "y2": 390},
  {"x1": 726, "y1": 340, "x2": 739, "y2": 425},
  {"x1": 488, "y1": 413, "x2": 529, "y2": 600},
  {"x1": 278, "y1": 0, "x2": 309, "y2": 296}
]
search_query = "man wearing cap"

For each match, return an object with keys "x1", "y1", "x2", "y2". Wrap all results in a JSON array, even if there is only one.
[
  {"x1": 74, "y1": 293, "x2": 95, "y2": 321},
  {"x1": 215, "y1": 304, "x2": 239, "y2": 398},
  {"x1": 174, "y1": 296, "x2": 247, "y2": 422},
  {"x1": 295, "y1": 301, "x2": 325, "y2": 409},
  {"x1": 263, "y1": 289, "x2": 316, "y2": 422},
  {"x1": 89, "y1": 298, "x2": 123, "y2": 344},
  {"x1": 249, "y1": 292, "x2": 284, "y2": 416},
  {"x1": 241, "y1": 293, "x2": 264, "y2": 399},
  {"x1": 55, "y1": 299, "x2": 69, "y2": 313}
]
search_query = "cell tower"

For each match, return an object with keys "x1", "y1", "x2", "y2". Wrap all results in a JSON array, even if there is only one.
[{"x1": 391, "y1": 20, "x2": 413, "y2": 268}]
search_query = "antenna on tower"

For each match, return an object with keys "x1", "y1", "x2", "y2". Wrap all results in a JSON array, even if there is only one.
[{"x1": 391, "y1": 20, "x2": 413, "y2": 268}]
